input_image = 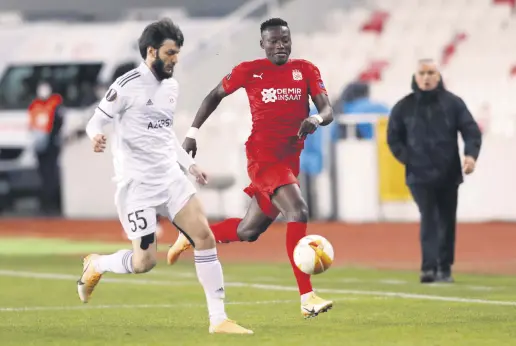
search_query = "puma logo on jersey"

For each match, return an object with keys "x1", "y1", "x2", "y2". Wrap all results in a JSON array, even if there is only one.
[{"x1": 253, "y1": 73, "x2": 263, "y2": 79}]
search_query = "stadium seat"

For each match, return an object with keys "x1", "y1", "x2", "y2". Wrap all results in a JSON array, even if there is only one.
[
  {"x1": 360, "y1": 10, "x2": 390, "y2": 34},
  {"x1": 493, "y1": 0, "x2": 515, "y2": 6},
  {"x1": 441, "y1": 33, "x2": 467, "y2": 66},
  {"x1": 264, "y1": 0, "x2": 516, "y2": 126},
  {"x1": 510, "y1": 64, "x2": 516, "y2": 77},
  {"x1": 358, "y1": 60, "x2": 390, "y2": 82}
]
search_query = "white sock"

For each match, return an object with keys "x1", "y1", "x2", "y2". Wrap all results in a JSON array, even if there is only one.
[
  {"x1": 194, "y1": 248, "x2": 227, "y2": 326},
  {"x1": 301, "y1": 291, "x2": 313, "y2": 304},
  {"x1": 93, "y1": 250, "x2": 134, "y2": 274}
]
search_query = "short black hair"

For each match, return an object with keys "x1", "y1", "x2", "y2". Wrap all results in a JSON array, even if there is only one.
[
  {"x1": 260, "y1": 18, "x2": 288, "y2": 33},
  {"x1": 138, "y1": 18, "x2": 184, "y2": 59}
]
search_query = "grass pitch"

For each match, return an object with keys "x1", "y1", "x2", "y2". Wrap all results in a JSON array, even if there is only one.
[{"x1": 0, "y1": 238, "x2": 515, "y2": 345}]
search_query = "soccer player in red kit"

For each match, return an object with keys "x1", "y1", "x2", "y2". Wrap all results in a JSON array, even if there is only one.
[{"x1": 167, "y1": 18, "x2": 334, "y2": 318}]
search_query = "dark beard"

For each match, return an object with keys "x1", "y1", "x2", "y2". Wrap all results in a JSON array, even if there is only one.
[{"x1": 151, "y1": 56, "x2": 173, "y2": 81}]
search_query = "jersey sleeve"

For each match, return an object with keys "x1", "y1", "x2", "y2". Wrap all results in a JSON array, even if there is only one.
[
  {"x1": 221, "y1": 63, "x2": 249, "y2": 95},
  {"x1": 96, "y1": 83, "x2": 127, "y2": 119},
  {"x1": 305, "y1": 62, "x2": 328, "y2": 98}
]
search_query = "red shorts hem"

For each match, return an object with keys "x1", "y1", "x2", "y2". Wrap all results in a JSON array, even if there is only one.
[{"x1": 244, "y1": 159, "x2": 300, "y2": 219}]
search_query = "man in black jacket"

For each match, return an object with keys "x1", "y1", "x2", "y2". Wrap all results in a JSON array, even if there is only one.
[{"x1": 387, "y1": 59, "x2": 482, "y2": 283}]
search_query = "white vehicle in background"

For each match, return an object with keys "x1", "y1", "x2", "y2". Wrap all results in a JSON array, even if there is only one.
[
  {"x1": 0, "y1": 14, "x2": 226, "y2": 214},
  {"x1": 0, "y1": 21, "x2": 145, "y2": 213}
]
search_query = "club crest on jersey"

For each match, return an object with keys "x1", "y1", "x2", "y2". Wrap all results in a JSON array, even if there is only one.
[
  {"x1": 105, "y1": 88, "x2": 117, "y2": 102},
  {"x1": 292, "y1": 70, "x2": 303, "y2": 81}
]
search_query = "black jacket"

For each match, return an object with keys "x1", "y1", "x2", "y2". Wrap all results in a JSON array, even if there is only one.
[{"x1": 387, "y1": 77, "x2": 482, "y2": 185}]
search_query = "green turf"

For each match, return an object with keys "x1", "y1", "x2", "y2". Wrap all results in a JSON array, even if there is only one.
[
  {"x1": 0, "y1": 239, "x2": 515, "y2": 345},
  {"x1": 0, "y1": 237, "x2": 172, "y2": 255}
]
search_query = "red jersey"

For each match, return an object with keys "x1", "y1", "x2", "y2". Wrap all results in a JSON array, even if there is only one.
[{"x1": 221, "y1": 58, "x2": 327, "y2": 161}]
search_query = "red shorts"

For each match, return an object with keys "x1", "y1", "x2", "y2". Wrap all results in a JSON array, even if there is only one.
[{"x1": 243, "y1": 153, "x2": 300, "y2": 219}]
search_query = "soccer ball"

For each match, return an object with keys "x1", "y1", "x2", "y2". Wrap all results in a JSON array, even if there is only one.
[{"x1": 293, "y1": 235, "x2": 334, "y2": 275}]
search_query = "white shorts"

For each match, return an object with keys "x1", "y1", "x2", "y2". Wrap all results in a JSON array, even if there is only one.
[{"x1": 114, "y1": 175, "x2": 196, "y2": 240}]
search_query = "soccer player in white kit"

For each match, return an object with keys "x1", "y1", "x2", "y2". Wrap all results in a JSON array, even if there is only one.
[{"x1": 78, "y1": 18, "x2": 252, "y2": 335}]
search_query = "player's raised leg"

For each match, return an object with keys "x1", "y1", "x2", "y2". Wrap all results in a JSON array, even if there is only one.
[
  {"x1": 271, "y1": 183, "x2": 333, "y2": 318},
  {"x1": 77, "y1": 207, "x2": 159, "y2": 303},
  {"x1": 172, "y1": 193, "x2": 252, "y2": 334},
  {"x1": 167, "y1": 196, "x2": 274, "y2": 264}
]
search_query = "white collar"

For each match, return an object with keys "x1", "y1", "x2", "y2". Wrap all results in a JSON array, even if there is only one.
[{"x1": 137, "y1": 62, "x2": 160, "y2": 84}]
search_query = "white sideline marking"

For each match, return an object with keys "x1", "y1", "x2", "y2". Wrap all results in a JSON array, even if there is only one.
[
  {"x1": 316, "y1": 277, "x2": 500, "y2": 290},
  {"x1": 0, "y1": 300, "x2": 296, "y2": 312},
  {"x1": 226, "y1": 282, "x2": 516, "y2": 306},
  {"x1": 0, "y1": 270, "x2": 196, "y2": 286},
  {"x1": 467, "y1": 286, "x2": 495, "y2": 291},
  {"x1": 150, "y1": 269, "x2": 196, "y2": 278},
  {"x1": 378, "y1": 279, "x2": 407, "y2": 285},
  {"x1": 0, "y1": 270, "x2": 515, "y2": 307}
]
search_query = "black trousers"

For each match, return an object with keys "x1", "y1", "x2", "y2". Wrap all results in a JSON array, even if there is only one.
[
  {"x1": 36, "y1": 150, "x2": 62, "y2": 215},
  {"x1": 408, "y1": 183, "x2": 459, "y2": 273}
]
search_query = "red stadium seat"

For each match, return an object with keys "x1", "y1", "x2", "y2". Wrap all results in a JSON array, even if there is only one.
[
  {"x1": 441, "y1": 32, "x2": 468, "y2": 66},
  {"x1": 441, "y1": 44, "x2": 456, "y2": 66},
  {"x1": 358, "y1": 60, "x2": 389, "y2": 82},
  {"x1": 493, "y1": 0, "x2": 515, "y2": 7},
  {"x1": 510, "y1": 64, "x2": 516, "y2": 77},
  {"x1": 361, "y1": 10, "x2": 390, "y2": 34}
]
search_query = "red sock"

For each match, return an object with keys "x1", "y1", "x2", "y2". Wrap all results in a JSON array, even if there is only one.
[
  {"x1": 286, "y1": 222, "x2": 313, "y2": 295},
  {"x1": 210, "y1": 218, "x2": 242, "y2": 243}
]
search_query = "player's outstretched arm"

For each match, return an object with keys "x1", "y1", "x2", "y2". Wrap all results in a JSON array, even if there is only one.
[
  {"x1": 86, "y1": 83, "x2": 126, "y2": 153},
  {"x1": 297, "y1": 93, "x2": 334, "y2": 139},
  {"x1": 192, "y1": 82, "x2": 228, "y2": 129},
  {"x1": 312, "y1": 93, "x2": 334, "y2": 126},
  {"x1": 172, "y1": 130, "x2": 208, "y2": 185},
  {"x1": 183, "y1": 82, "x2": 228, "y2": 158},
  {"x1": 85, "y1": 112, "x2": 112, "y2": 153}
]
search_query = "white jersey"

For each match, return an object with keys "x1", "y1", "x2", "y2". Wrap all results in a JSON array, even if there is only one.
[{"x1": 88, "y1": 62, "x2": 193, "y2": 185}]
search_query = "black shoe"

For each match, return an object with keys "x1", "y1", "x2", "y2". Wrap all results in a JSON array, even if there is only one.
[
  {"x1": 436, "y1": 270, "x2": 454, "y2": 283},
  {"x1": 420, "y1": 270, "x2": 436, "y2": 283}
]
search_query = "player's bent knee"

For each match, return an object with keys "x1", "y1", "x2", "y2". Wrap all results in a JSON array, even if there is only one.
[
  {"x1": 130, "y1": 234, "x2": 157, "y2": 273},
  {"x1": 178, "y1": 211, "x2": 216, "y2": 249},
  {"x1": 237, "y1": 228, "x2": 262, "y2": 242},
  {"x1": 297, "y1": 205, "x2": 309, "y2": 223},
  {"x1": 284, "y1": 204, "x2": 309, "y2": 223},
  {"x1": 190, "y1": 224, "x2": 216, "y2": 250},
  {"x1": 132, "y1": 256, "x2": 157, "y2": 274}
]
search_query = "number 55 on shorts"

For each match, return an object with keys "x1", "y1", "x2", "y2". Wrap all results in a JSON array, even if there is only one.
[
  {"x1": 122, "y1": 208, "x2": 156, "y2": 240},
  {"x1": 128, "y1": 210, "x2": 148, "y2": 232}
]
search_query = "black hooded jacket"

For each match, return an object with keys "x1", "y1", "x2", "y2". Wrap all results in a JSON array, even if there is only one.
[{"x1": 387, "y1": 76, "x2": 482, "y2": 185}]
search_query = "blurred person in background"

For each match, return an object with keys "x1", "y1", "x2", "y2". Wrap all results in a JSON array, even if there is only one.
[
  {"x1": 299, "y1": 104, "x2": 325, "y2": 218},
  {"x1": 62, "y1": 83, "x2": 109, "y2": 146},
  {"x1": 28, "y1": 81, "x2": 65, "y2": 216},
  {"x1": 387, "y1": 59, "x2": 482, "y2": 284},
  {"x1": 334, "y1": 81, "x2": 389, "y2": 139},
  {"x1": 299, "y1": 104, "x2": 338, "y2": 218}
]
